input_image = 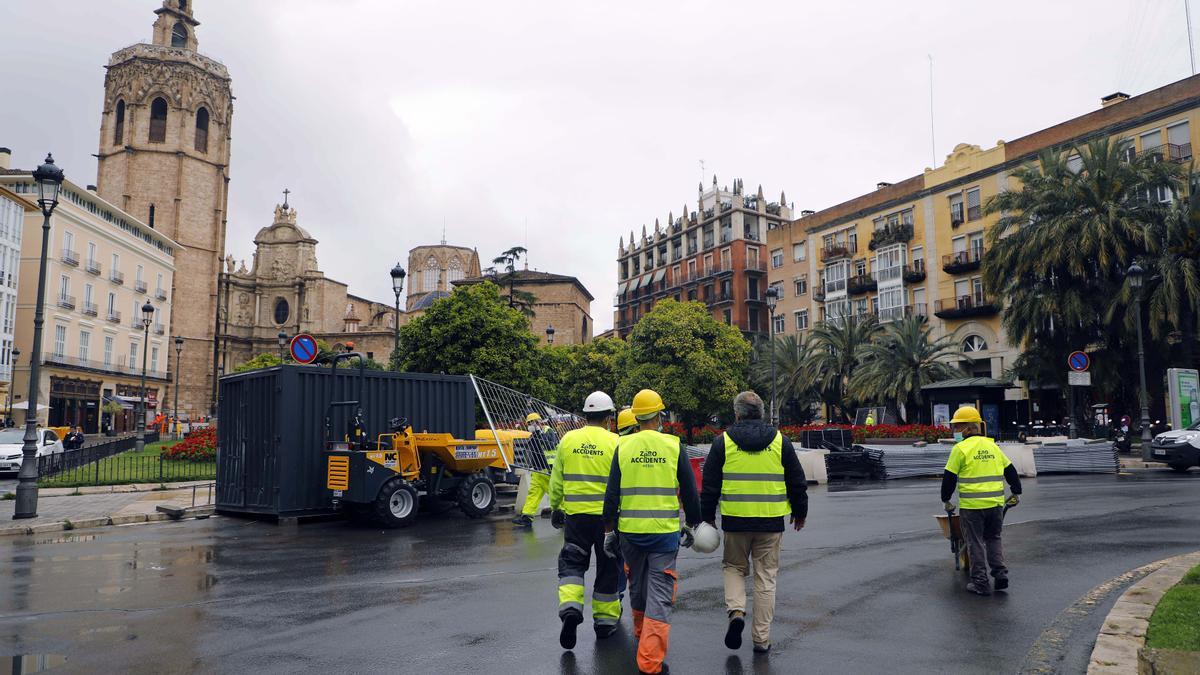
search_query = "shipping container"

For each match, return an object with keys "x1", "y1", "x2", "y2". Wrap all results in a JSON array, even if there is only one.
[{"x1": 216, "y1": 365, "x2": 476, "y2": 518}]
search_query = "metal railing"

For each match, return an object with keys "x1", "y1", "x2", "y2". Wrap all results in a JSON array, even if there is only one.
[
  {"x1": 42, "y1": 352, "x2": 168, "y2": 379},
  {"x1": 820, "y1": 242, "x2": 856, "y2": 262},
  {"x1": 57, "y1": 294, "x2": 76, "y2": 310},
  {"x1": 61, "y1": 249, "x2": 80, "y2": 266},
  {"x1": 82, "y1": 301, "x2": 98, "y2": 317},
  {"x1": 110, "y1": 270, "x2": 125, "y2": 285},
  {"x1": 155, "y1": 288, "x2": 168, "y2": 300},
  {"x1": 134, "y1": 280, "x2": 148, "y2": 294},
  {"x1": 154, "y1": 323, "x2": 165, "y2": 335},
  {"x1": 37, "y1": 433, "x2": 217, "y2": 487},
  {"x1": 942, "y1": 247, "x2": 985, "y2": 271},
  {"x1": 107, "y1": 310, "x2": 122, "y2": 323},
  {"x1": 85, "y1": 259, "x2": 102, "y2": 275}
]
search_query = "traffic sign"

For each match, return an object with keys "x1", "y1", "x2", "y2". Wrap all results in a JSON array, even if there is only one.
[
  {"x1": 1068, "y1": 351, "x2": 1090, "y2": 372},
  {"x1": 289, "y1": 333, "x2": 319, "y2": 364},
  {"x1": 1067, "y1": 371, "x2": 1092, "y2": 386}
]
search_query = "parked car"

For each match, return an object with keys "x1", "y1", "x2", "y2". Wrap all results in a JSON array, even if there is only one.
[
  {"x1": 0, "y1": 427, "x2": 66, "y2": 473},
  {"x1": 1150, "y1": 420, "x2": 1200, "y2": 472}
]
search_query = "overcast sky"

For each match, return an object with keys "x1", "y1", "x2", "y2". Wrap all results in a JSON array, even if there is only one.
[{"x1": 2, "y1": 1, "x2": 1195, "y2": 331}]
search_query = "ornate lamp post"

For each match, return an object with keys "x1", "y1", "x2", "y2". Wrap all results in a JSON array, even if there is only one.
[
  {"x1": 277, "y1": 331, "x2": 288, "y2": 363},
  {"x1": 390, "y1": 263, "x2": 406, "y2": 356},
  {"x1": 6, "y1": 348, "x2": 19, "y2": 425},
  {"x1": 545, "y1": 324, "x2": 555, "y2": 346},
  {"x1": 1128, "y1": 262, "x2": 1153, "y2": 458},
  {"x1": 135, "y1": 301, "x2": 154, "y2": 454},
  {"x1": 765, "y1": 285, "x2": 781, "y2": 426},
  {"x1": 173, "y1": 336, "x2": 183, "y2": 439},
  {"x1": 14, "y1": 154, "x2": 64, "y2": 520}
]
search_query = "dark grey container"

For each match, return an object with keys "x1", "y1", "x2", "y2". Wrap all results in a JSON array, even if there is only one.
[{"x1": 216, "y1": 365, "x2": 476, "y2": 518}]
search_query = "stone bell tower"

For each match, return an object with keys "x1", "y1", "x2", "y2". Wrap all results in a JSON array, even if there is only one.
[{"x1": 96, "y1": 0, "x2": 232, "y2": 416}]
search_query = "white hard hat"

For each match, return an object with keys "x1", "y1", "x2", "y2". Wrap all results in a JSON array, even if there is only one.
[
  {"x1": 583, "y1": 391, "x2": 615, "y2": 413},
  {"x1": 691, "y1": 522, "x2": 721, "y2": 554}
]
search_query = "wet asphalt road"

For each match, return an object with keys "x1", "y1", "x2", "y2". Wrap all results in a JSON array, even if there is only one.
[{"x1": 2, "y1": 470, "x2": 1198, "y2": 675}]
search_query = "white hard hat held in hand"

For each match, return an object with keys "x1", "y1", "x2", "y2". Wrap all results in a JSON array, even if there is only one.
[{"x1": 691, "y1": 522, "x2": 721, "y2": 554}]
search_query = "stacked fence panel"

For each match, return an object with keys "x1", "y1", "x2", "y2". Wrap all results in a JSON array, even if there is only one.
[{"x1": 1033, "y1": 440, "x2": 1118, "y2": 474}]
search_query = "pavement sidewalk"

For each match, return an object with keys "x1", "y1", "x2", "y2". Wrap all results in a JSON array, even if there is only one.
[{"x1": 0, "y1": 481, "x2": 214, "y2": 537}]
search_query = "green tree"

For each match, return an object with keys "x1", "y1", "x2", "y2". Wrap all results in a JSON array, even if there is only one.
[
  {"x1": 849, "y1": 316, "x2": 965, "y2": 423},
  {"x1": 615, "y1": 300, "x2": 750, "y2": 436},
  {"x1": 802, "y1": 315, "x2": 882, "y2": 422},
  {"x1": 394, "y1": 282, "x2": 541, "y2": 392},
  {"x1": 232, "y1": 352, "x2": 281, "y2": 373},
  {"x1": 749, "y1": 334, "x2": 820, "y2": 425},
  {"x1": 490, "y1": 246, "x2": 538, "y2": 316}
]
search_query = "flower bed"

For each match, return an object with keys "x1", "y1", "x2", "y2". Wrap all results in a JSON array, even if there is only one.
[
  {"x1": 779, "y1": 423, "x2": 949, "y2": 444},
  {"x1": 163, "y1": 426, "x2": 217, "y2": 462}
]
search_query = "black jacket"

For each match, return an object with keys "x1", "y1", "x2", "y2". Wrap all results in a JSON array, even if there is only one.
[{"x1": 701, "y1": 420, "x2": 808, "y2": 532}]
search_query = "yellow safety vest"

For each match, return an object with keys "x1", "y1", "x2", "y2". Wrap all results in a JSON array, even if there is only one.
[
  {"x1": 616, "y1": 429, "x2": 681, "y2": 534},
  {"x1": 556, "y1": 426, "x2": 618, "y2": 516},
  {"x1": 720, "y1": 431, "x2": 790, "y2": 518},
  {"x1": 945, "y1": 435, "x2": 1011, "y2": 509}
]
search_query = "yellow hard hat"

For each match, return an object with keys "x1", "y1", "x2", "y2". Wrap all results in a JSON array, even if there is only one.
[
  {"x1": 950, "y1": 405, "x2": 982, "y2": 424},
  {"x1": 525, "y1": 412, "x2": 543, "y2": 423},
  {"x1": 617, "y1": 407, "x2": 637, "y2": 433},
  {"x1": 631, "y1": 389, "x2": 665, "y2": 418}
]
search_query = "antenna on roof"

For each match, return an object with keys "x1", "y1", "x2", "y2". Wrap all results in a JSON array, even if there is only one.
[{"x1": 441, "y1": 218, "x2": 446, "y2": 245}]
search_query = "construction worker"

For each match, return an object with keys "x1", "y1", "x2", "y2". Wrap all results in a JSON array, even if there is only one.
[
  {"x1": 941, "y1": 405, "x2": 1023, "y2": 596},
  {"x1": 864, "y1": 411, "x2": 876, "y2": 426},
  {"x1": 603, "y1": 389, "x2": 701, "y2": 675},
  {"x1": 617, "y1": 407, "x2": 638, "y2": 437},
  {"x1": 701, "y1": 391, "x2": 808, "y2": 654},
  {"x1": 512, "y1": 412, "x2": 559, "y2": 526},
  {"x1": 548, "y1": 392, "x2": 621, "y2": 648}
]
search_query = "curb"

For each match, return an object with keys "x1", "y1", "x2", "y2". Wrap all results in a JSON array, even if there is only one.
[
  {"x1": 1087, "y1": 550, "x2": 1200, "y2": 674},
  {"x1": 34, "y1": 480, "x2": 214, "y2": 498},
  {"x1": 0, "y1": 510, "x2": 199, "y2": 538}
]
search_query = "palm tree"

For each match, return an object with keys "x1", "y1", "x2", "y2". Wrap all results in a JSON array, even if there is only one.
[
  {"x1": 750, "y1": 334, "x2": 820, "y2": 424},
  {"x1": 850, "y1": 316, "x2": 965, "y2": 423},
  {"x1": 802, "y1": 316, "x2": 881, "y2": 422}
]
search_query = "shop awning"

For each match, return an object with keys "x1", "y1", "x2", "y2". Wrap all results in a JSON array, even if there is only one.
[
  {"x1": 616, "y1": 281, "x2": 627, "y2": 295},
  {"x1": 628, "y1": 276, "x2": 643, "y2": 292},
  {"x1": 651, "y1": 268, "x2": 666, "y2": 283},
  {"x1": 103, "y1": 395, "x2": 135, "y2": 410}
]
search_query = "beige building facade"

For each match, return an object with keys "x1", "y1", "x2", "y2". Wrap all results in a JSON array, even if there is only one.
[
  {"x1": 454, "y1": 270, "x2": 594, "y2": 345},
  {"x1": 95, "y1": 0, "x2": 232, "y2": 417},
  {"x1": 405, "y1": 244, "x2": 481, "y2": 313},
  {"x1": 1, "y1": 175, "x2": 177, "y2": 434},
  {"x1": 0, "y1": 175, "x2": 35, "y2": 418}
]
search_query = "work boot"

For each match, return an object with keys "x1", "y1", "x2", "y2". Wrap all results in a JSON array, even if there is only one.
[
  {"x1": 753, "y1": 643, "x2": 771, "y2": 654},
  {"x1": 994, "y1": 577, "x2": 1009, "y2": 591},
  {"x1": 724, "y1": 613, "x2": 745, "y2": 649},
  {"x1": 511, "y1": 514, "x2": 533, "y2": 527},
  {"x1": 966, "y1": 582, "x2": 991, "y2": 596},
  {"x1": 594, "y1": 623, "x2": 618, "y2": 639},
  {"x1": 560, "y1": 610, "x2": 583, "y2": 649}
]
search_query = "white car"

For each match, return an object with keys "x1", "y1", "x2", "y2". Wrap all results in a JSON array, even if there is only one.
[
  {"x1": 1151, "y1": 420, "x2": 1200, "y2": 472},
  {"x1": 0, "y1": 428, "x2": 66, "y2": 473}
]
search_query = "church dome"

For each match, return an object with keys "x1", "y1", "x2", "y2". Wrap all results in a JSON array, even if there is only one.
[{"x1": 412, "y1": 290, "x2": 450, "y2": 311}]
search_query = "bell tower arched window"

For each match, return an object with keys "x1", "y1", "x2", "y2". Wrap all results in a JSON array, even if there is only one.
[
  {"x1": 113, "y1": 100, "x2": 125, "y2": 145},
  {"x1": 195, "y1": 107, "x2": 209, "y2": 153},
  {"x1": 149, "y1": 97, "x2": 168, "y2": 143},
  {"x1": 171, "y1": 22, "x2": 188, "y2": 48},
  {"x1": 422, "y1": 257, "x2": 439, "y2": 291},
  {"x1": 447, "y1": 258, "x2": 464, "y2": 283}
]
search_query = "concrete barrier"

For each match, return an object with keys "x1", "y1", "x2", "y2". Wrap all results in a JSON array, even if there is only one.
[
  {"x1": 999, "y1": 443, "x2": 1038, "y2": 477},
  {"x1": 797, "y1": 449, "x2": 828, "y2": 484}
]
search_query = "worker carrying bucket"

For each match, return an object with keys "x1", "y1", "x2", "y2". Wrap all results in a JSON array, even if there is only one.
[{"x1": 940, "y1": 405, "x2": 1023, "y2": 596}]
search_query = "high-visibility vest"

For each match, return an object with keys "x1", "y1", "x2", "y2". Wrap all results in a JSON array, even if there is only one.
[
  {"x1": 720, "y1": 431, "x2": 790, "y2": 518},
  {"x1": 946, "y1": 435, "x2": 1010, "y2": 509},
  {"x1": 616, "y1": 429, "x2": 681, "y2": 534},
  {"x1": 556, "y1": 425, "x2": 618, "y2": 516}
]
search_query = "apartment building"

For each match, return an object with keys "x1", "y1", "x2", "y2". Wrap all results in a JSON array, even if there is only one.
[
  {"x1": 0, "y1": 159, "x2": 35, "y2": 417},
  {"x1": 615, "y1": 177, "x2": 792, "y2": 338},
  {"x1": 769, "y1": 73, "x2": 1200, "y2": 419},
  {"x1": 0, "y1": 172, "x2": 177, "y2": 434}
]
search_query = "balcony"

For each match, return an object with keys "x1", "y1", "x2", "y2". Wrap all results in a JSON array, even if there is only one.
[
  {"x1": 42, "y1": 352, "x2": 167, "y2": 380},
  {"x1": 813, "y1": 289, "x2": 826, "y2": 302},
  {"x1": 820, "y1": 242, "x2": 856, "y2": 262},
  {"x1": 707, "y1": 291, "x2": 734, "y2": 306},
  {"x1": 909, "y1": 302, "x2": 928, "y2": 318},
  {"x1": 869, "y1": 223, "x2": 914, "y2": 250},
  {"x1": 134, "y1": 280, "x2": 148, "y2": 294},
  {"x1": 110, "y1": 270, "x2": 125, "y2": 285},
  {"x1": 744, "y1": 259, "x2": 767, "y2": 273},
  {"x1": 934, "y1": 294, "x2": 998, "y2": 319},
  {"x1": 903, "y1": 260, "x2": 927, "y2": 282},
  {"x1": 154, "y1": 323, "x2": 165, "y2": 336},
  {"x1": 1142, "y1": 142, "x2": 1193, "y2": 163},
  {"x1": 81, "y1": 301, "x2": 98, "y2": 317},
  {"x1": 942, "y1": 248, "x2": 985, "y2": 274},
  {"x1": 107, "y1": 310, "x2": 122, "y2": 324},
  {"x1": 85, "y1": 259, "x2": 102, "y2": 276},
  {"x1": 155, "y1": 288, "x2": 168, "y2": 300},
  {"x1": 847, "y1": 274, "x2": 877, "y2": 295},
  {"x1": 877, "y1": 303, "x2": 929, "y2": 322},
  {"x1": 951, "y1": 205, "x2": 965, "y2": 228},
  {"x1": 61, "y1": 249, "x2": 79, "y2": 267},
  {"x1": 57, "y1": 294, "x2": 76, "y2": 310}
]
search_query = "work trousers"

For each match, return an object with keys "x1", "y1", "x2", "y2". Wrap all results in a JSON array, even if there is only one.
[
  {"x1": 521, "y1": 472, "x2": 550, "y2": 517},
  {"x1": 557, "y1": 514, "x2": 622, "y2": 627},
  {"x1": 960, "y1": 506, "x2": 1007, "y2": 589},
  {"x1": 621, "y1": 539, "x2": 678, "y2": 675},
  {"x1": 722, "y1": 531, "x2": 783, "y2": 646}
]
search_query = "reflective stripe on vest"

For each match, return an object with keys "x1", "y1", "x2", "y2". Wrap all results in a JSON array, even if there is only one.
[
  {"x1": 720, "y1": 431, "x2": 790, "y2": 518},
  {"x1": 617, "y1": 429, "x2": 681, "y2": 534},
  {"x1": 952, "y1": 435, "x2": 1009, "y2": 509},
  {"x1": 557, "y1": 426, "x2": 619, "y2": 516}
]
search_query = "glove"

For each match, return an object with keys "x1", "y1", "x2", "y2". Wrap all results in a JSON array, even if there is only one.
[
  {"x1": 680, "y1": 525, "x2": 695, "y2": 549},
  {"x1": 943, "y1": 501, "x2": 956, "y2": 514},
  {"x1": 551, "y1": 509, "x2": 565, "y2": 529},
  {"x1": 603, "y1": 531, "x2": 619, "y2": 559},
  {"x1": 1005, "y1": 494, "x2": 1020, "y2": 507}
]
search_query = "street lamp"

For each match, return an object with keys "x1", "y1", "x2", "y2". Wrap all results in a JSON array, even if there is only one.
[
  {"x1": 545, "y1": 324, "x2": 555, "y2": 346},
  {"x1": 6, "y1": 348, "x2": 19, "y2": 426},
  {"x1": 277, "y1": 331, "x2": 288, "y2": 363},
  {"x1": 766, "y1": 284, "x2": 780, "y2": 426},
  {"x1": 390, "y1": 263, "x2": 406, "y2": 356},
  {"x1": 14, "y1": 154, "x2": 64, "y2": 520},
  {"x1": 1128, "y1": 262, "x2": 1153, "y2": 458},
  {"x1": 173, "y1": 336, "x2": 183, "y2": 439},
  {"x1": 135, "y1": 300, "x2": 154, "y2": 454}
]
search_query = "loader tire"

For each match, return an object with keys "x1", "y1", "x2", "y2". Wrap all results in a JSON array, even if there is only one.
[
  {"x1": 374, "y1": 478, "x2": 419, "y2": 528},
  {"x1": 458, "y1": 472, "x2": 496, "y2": 518}
]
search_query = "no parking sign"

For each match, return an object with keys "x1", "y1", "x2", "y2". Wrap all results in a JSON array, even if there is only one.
[{"x1": 289, "y1": 333, "x2": 319, "y2": 364}]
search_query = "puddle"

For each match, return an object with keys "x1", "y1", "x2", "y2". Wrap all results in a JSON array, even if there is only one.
[
  {"x1": 33, "y1": 534, "x2": 98, "y2": 545},
  {"x1": 95, "y1": 585, "x2": 130, "y2": 596},
  {"x1": 1, "y1": 654, "x2": 67, "y2": 674}
]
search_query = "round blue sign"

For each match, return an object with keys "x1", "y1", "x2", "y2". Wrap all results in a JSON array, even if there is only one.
[
  {"x1": 1068, "y1": 351, "x2": 1090, "y2": 372},
  {"x1": 290, "y1": 334, "x2": 318, "y2": 364}
]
